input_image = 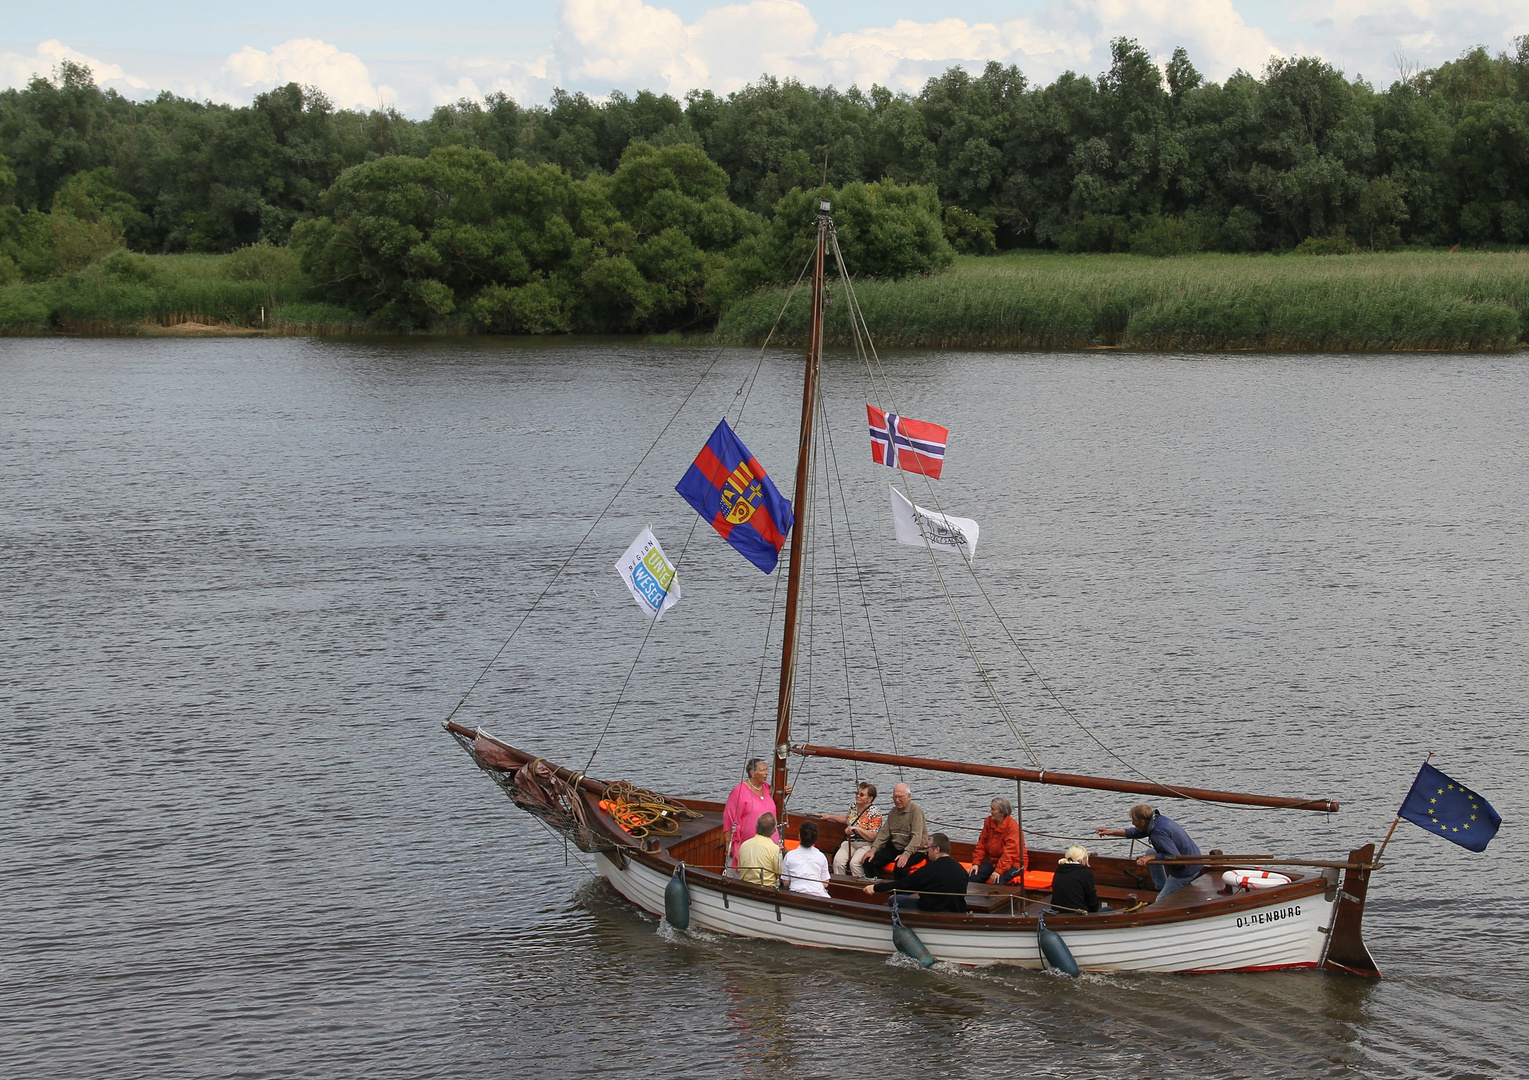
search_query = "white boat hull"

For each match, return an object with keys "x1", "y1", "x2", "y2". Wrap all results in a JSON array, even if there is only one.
[{"x1": 595, "y1": 852, "x2": 1333, "y2": 973}]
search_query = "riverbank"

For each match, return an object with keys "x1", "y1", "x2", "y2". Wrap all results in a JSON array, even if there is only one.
[
  {"x1": 716, "y1": 250, "x2": 1529, "y2": 352},
  {"x1": 0, "y1": 250, "x2": 377, "y2": 337},
  {"x1": 7, "y1": 248, "x2": 1529, "y2": 351}
]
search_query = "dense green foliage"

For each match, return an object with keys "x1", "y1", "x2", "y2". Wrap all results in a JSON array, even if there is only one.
[
  {"x1": 6, "y1": 39, "x2": 1529, "y2": 261},
  {"x1": 0, "y1": 249, "x2": 318, "y2": 333},
  {"x1": 4, "y1": 37, "x2": 1529, "y2": 336},
  {"x1": 7, "y1": 242, "x2": 1528, "y2": 351},
  {"x1": 718, "y1": 250, "x2": 1529, "y2": 350},
  {"x1": 764, "y1": 182, "x2": 952, "y2": 281},
  {"x1": 294, "y1": 142, "x2": 765, "y2": 331}
]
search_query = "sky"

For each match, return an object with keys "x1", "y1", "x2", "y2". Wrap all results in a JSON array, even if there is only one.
[{"x1": 2, "y1": 0, "x2": 1526, "y2": 117}]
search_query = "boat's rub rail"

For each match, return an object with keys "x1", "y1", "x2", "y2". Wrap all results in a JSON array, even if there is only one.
[
  {"x1": 444, "y1": 723, "x2": 1375, "y2": 965},
  {"x1": 616, "y1": 820, "x2": 1335, "y2": 931},
  {"x1": 1154, "y1": 854, "x2": 1384, "y2": 872},
  {"x1": 634, "y1": 850, "x2": 1333, "y2": 930}
]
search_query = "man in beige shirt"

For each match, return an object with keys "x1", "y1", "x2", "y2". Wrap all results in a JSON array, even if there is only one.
[
  {"x1": 866, "y1": 783, "x2": 929, "y2": 876},
  {"x1": 738, "y1": 813, "x2": 783, "y2": 887}
]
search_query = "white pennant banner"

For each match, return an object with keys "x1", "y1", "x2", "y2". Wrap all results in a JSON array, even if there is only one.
[
  {"x1": 614, "y1": 526, "x2": 681, "y2": 621},
  {"x1": 889, "y1": 485, "x2": 979, "y2": 561}
]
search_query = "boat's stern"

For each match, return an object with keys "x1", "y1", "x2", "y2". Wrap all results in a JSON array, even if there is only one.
[{"x1": 1319, "y1": 844, "x2": 1381, "y2": 976}]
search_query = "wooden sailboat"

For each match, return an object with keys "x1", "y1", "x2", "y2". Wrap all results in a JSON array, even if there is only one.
[{"x1": 444, "y1": 201, "x2": 1383, "y2": 976}]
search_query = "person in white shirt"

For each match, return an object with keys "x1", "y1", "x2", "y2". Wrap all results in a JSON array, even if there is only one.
[{"x1": 782, "y1": 820, "x2": 831, "y2": 898}]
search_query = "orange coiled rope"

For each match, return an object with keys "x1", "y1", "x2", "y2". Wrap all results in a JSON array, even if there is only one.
[{"x1": 598, "y1": 781, "x2": 702, "y2": 839}]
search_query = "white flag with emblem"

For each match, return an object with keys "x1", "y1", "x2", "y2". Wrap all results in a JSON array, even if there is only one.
[
  {"x1": 889, "y1": 485, "x2": 979, "y2": 561},
  {"x1": 614, "y1": 526, "x2": 681, "y2": 621}
]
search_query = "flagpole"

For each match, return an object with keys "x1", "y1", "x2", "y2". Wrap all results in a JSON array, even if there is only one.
[
  {"x1": 771, "y1": 201, "x2": 829, "y2": 817},
  {"x1": 1375, "y1": 749, "x2": 1433, "y2": 863}
]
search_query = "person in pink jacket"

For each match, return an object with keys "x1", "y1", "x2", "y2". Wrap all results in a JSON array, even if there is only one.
[
  {"x1": 722, "y1": 758, "x2": 778, "y2": 870},
  {"x1": 970, "y1": 797, "x2": 1026, "y2": 885}
]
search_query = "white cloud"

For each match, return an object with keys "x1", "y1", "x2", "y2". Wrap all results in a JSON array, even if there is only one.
[
  {"x1": 339, "y1": 0, "x2": 1291, "y2": 112},
  {"x1": 557, "y1": 0, "x2": 699, "y2": 89},
  {"x1": 1296, "y1": 0, "x2": 1529, "y2": 78},
  {"x1": 221, "y1": 38, "x2": 394, "y2": 110},
  {"x1": 427, "y1": 75, "x2": 486, "y2": 109},
  {"x1": 0, "y1": 39, "x2": 152, "y2": 95},
  {"x1": 389, "y1": 0, "x2": 1291, "y2": 109},
  {"x1": 816, "y1": 18, "x2": 1009, "y2": 91},
  {"x1": 419, "y1": 52, "x2": 554, "y2": 112},
  {"x1": 687, "y1": 1, "x2": 821, "y2": 92},
  {"x1": 1081, "y1": 0, "x2": 1281, "y2": 75},
  {"x1": 552, "y1": 0, "x2": 820, "y2": 96},
  {"x1": 540, "y1": 0, "x2": 1286, "y2": 99},
  {"x1": 4, "y1": 1, "x2": 1526, "y2": 118}
]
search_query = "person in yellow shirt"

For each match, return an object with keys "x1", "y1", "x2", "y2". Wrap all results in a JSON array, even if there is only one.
[{"x1": 738, "y1": 813, "x2": 782, "y2": 888}]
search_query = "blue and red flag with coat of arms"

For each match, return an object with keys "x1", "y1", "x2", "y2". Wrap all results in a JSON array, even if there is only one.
[{"x1": 676, "y1": 419, "x2": 795, "y2": 574}]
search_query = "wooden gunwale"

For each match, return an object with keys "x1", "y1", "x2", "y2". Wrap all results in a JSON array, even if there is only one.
[
  {"x1": 607, "y1": 822, "x2": 1333, "y2": 932},
  {"x1": 1155, "y1": 855, "x2": 1379, "y2": 871},
  {"x1": 793, "y1": 744, "x2": 1340, "y2": 813},
  {"x1": 451, "y1": 722, "x2": 1335, "y2": 933}
]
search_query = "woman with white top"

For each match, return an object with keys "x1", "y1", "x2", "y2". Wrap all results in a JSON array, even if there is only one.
[{"x1": 782, "y1": 820, "x2": 831, "y2": 898}]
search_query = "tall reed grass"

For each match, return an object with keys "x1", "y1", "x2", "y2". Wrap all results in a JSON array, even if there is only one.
[
  {"x1": 0, "y1": 249, "x2": 374, "y2": 335},
  {"x1": 715, "y1": 251, "x2": 1529, "y2": 352}
]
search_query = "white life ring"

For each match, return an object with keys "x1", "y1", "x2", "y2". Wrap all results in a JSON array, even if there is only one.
[{"x1": 1223, "y1": 868, "x2": 1292, "y2": 891}]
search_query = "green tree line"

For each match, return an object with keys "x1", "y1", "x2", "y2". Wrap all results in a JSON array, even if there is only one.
[{"x1": 3, "y1": 37, "x2": 1527, "y2": 330}]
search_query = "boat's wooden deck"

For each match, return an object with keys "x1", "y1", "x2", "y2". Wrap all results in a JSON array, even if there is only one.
[
  {"x1": 650, "y1": 807, "x2": 1314, "y2": 916},
  {"x1": 452, "y1": 726, "x2": 1371, "y2": 968}
]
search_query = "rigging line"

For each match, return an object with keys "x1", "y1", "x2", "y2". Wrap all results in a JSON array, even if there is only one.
[
  {"x1": 879, "y1": 438, "x2": 1059, "y2": 770},
  {"x1": 833, "y1": 230, "x2": 889, "y2": 400},
  {"x1": 830, "y1": 230, "x2": 892, "y2": 416},
  {"x1": 903, "y1": 490, "x2": 1044, "y2": 768},
  {"x1": 739, "y1": 255, "x2": 818, "y2": 766},
  {"x1": 831, "y1": 251, "x2": 1262, "y2": 811},
  {"x1": 826, "y1": 233, "x2": 869, "y2": 396},
  {"x1": 827, "y1": 245, "x2": 1041, "y2": 769},
  {"x1": 816, "y1": 383, "x2": 903, "y2": 770},
  {"x1": 801, "y1": 254, "x2": 1291, "y2": 812},
  {"x1": 868, "y1": 372, "x2": 1169, "y2": 785},
  {"x1": 837, "y1": 265, "x2": 1190, "y2": 798},
  {"x1": 735, "y1": 264, "x2": 817, "y2": 761},
  {"x1": 793, "y1": 403, "x2": 824, "y2": 804},
  {"x1": 928, "y1": 490, "x2": 1175, "y2": 789},
  {"x1": 442, "y1": 342, "x2": 734, "y2": 727},
  {"x1": 830, "y1": 240, "x2": 1166, "y2": 791},
  {"x1": 816, "y1": 239, "x2": 901, "y2": 769},
  {"x1": 817, "y1": 395, "x2": 862, "y2": 773},
  {"x1": 584, "y1": 514, "x2": 703, "y2": 772},
  {"x1": 744, "y1": 559, "x2": 787, "y2": 761},
  {"x1": 731, "y1": 249, "x2": 818, "y2": 432},
  {"x1": 839, "y1": 258, "x2": 885, "y2": 418}
]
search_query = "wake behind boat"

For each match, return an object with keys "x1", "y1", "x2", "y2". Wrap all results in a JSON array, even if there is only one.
[{"x1": 443, "y1": 199, "x2": 1383, "y2": 976}]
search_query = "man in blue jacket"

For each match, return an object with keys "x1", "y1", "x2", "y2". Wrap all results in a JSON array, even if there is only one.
[{"x1": 1097, "y1": 804, "x2": 1203, "y2": 902}]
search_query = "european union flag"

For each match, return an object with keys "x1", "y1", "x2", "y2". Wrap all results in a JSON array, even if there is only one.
[
  {"x1": 1398, "y1": 762, "x2": 1501, "y2": 852},
  {"x1": 676, "y1": 419, "x2": 795, "y2": 574}
]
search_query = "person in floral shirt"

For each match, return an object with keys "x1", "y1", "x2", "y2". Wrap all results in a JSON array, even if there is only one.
[{"x1": 825, "y1": 781, "x2": 881, "y2": 878}]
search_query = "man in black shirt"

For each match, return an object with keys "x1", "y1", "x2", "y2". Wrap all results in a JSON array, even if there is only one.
[{"x1": 863, "y1": 833, "x2": 968, "y2": 912}]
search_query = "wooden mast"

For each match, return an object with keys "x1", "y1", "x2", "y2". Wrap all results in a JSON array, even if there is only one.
[{"x1": 772, "y1": 202, "x2": 830, "y2": 814}]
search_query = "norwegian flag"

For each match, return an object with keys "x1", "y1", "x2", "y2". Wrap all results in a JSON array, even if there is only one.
[{"x1": 867, "y1": 405, "x2": 949, "y2": 479}]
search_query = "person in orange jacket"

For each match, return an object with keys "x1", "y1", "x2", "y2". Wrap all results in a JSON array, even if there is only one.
[{"x1": 970, "y1": 797, "x2": 1026, "y2": 885}]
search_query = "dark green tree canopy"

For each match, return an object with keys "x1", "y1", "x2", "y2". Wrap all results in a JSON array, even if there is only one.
[{"x1": 4, "y1": 32, "x2": 1529, "y2": 298}]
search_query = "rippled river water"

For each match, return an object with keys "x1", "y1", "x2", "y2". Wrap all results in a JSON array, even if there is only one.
[{"x1": 3, "y1": 338, "x2": 1526, "y2": 1080}]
